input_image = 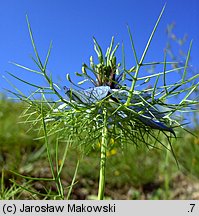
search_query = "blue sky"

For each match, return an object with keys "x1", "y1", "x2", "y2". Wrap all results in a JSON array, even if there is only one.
[{"x1": 0, "y1": 0, "x2": 198, "y2": 98}]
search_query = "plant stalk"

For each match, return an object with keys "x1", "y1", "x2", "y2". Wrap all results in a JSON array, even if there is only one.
[{"x1": 98, "y1": 108, "x2": 108, "y2": 200}]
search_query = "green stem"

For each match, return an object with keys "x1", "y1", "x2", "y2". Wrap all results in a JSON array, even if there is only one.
[
  {"x1": 125, "y1": 4, "x2": 166, "y2": 106},
  {"x1": 98, "y1": 108, "x2": 108, "y2": 200}
]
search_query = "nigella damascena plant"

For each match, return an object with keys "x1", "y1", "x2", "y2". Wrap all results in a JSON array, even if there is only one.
[
  {"x1": 8, "y1": 9, "x2": 199, "y2": 200},
  {"x1": 42, "y1": 33, "x2": 198, "y2": 168}
]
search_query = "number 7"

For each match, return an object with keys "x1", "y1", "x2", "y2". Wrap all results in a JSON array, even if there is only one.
[{"x1": 190, "y1": 204, "x2": 195, "y2": 212}]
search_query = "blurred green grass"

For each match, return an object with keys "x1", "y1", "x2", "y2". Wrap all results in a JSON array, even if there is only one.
[{"x1": 0, "y1": 96, "x2": 199, "y2": 199}]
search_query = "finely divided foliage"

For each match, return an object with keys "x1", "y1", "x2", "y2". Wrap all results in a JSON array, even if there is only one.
[{"x1": 6, "y1": 5, "x2": 199, "y2": 199}]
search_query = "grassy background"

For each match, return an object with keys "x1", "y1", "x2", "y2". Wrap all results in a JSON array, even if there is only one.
[{"x1": 0, "y1": 96, "x2": 199, "y2": 200}]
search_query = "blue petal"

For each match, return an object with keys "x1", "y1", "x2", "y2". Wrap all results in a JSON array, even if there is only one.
[
  {"x1": 111, "y1": 89, "x2": 175, "y2": 135},
  {"x1": 64, "y1": 86, "x2": 110, "y2": 104},
  {"x1": 138, "y1": 115, "x2": 176, "y2": 136}
]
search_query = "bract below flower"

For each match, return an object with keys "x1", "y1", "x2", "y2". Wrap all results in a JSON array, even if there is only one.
[{"x1": 49, "y1": 86, "x2": 175, "y2": 137}]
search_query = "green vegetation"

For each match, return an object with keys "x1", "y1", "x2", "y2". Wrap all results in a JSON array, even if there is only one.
[
  {"x1": 1, "y1": 5, "x2": 199, "y2": 200},
  {"x1": 0, "y1": 98, "x2": 199, "y2": 199}
]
